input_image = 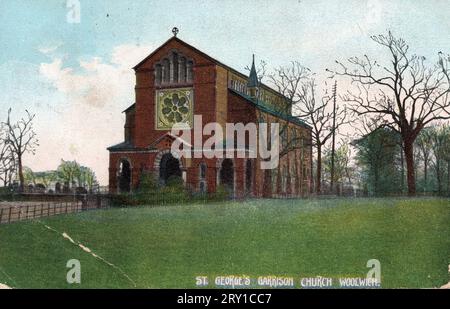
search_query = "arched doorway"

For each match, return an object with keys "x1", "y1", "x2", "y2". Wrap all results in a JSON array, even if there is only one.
[
  {"x1": 219, "y1": 159, "x2": 234, "y2": 194},
  {"x1": 159, "y1": 153, "x2": 182, "y2": 185},
  {"x1": 118, "y1": 159, "x2": 131, "y2": 193}
]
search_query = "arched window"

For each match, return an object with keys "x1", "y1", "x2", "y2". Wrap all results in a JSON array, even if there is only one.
[
  {"x1": 172, "y1": 52, "x2": 178, "y2": 83},
  {"x1": 162, "y1": 58, "x2": 170, "y2": 83},
  {"x1": 199, "y1": 162, "x2": 207, "y2": 180},
  {"x1": 282, "y1": 167, "x2": 287, "y2": 193},
  {"x1": 198, "y1": 162, "x2": 207, "y2": 193},
  {"x1": 154, "y1": 52, "x2": 193, "y2": 86},
  {"x1": 179, "y1": 57, "x2": 187, "y2": 82},
  {"x1": 187, "y1": 60, "x2": 193, "y2": 82},
  {"x1": 155, "y1": 64, "x2": 162, "y2": 85},
  {"x1": 199, "y1": 181, "x2": 206, "y2": 194}
]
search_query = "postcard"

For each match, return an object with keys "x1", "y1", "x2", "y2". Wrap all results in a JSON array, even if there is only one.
[{"x1": 0, "y1": 0, "x2": 449, "y2": 301}]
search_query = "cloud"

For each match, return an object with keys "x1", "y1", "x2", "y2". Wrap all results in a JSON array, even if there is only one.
[
  {"x1": 32, "y1": 43, "x2": 154, "y2": 185},
  {"x1": 38, "y1": 42, "x2": 63, "y2": 55}
]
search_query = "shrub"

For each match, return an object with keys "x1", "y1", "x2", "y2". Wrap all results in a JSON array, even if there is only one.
[
  {"x1": 137, "y1": 171, "x2": 159, "y2": 192},
  {"x1": 111, "y1": 172, "x2": 230, "y2": 207}
]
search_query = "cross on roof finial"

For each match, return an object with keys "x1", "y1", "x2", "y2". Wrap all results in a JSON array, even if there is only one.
[{"x1": 172, "y1": 27, "x2": 179, "y2": 37}]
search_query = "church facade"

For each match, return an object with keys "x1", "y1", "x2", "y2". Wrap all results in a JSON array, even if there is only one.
[{"x1": 107, "y1": 34, "x2": 313, "y2": 197}]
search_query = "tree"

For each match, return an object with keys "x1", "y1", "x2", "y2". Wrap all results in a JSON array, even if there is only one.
[
  {"x1": 23, "y1": 166, "x2": 36, "y2": 186},
  {"x1": 429, "y1": 125, "x2": 450, "y2": 195},
  {"x1": 354, "y1": 127, "x2": 402, "y2": 196},
  {"x1": 57, "y1": 160, "x2": 81, "y2": 189},
  {"x1": 297, "y1": 78, "x2": 347, "y2": 193},
  {"x1": 323, "y1": 142, "x2": 353, "y2": 193},
  {"x1": 268, "y1": 61, "x2": 312, "y2": 157},
  {"x1": 2, "y1": 109, "x2": 39, "y2": 191},
  {"x1": 34, "y1": 171, "x2": 58, "y2": 189},
  {"x1": 0, "y1": 125, "x2": 17, "y2": 187},
  {"x1": 77, "y1": 166, "x2": 98, "y2": 192},
  {"x1": 329, "y1": 31, "x2": 450, "y2": 195},
  {"x1": 443, "y1": 130, "x2": 450, "y2": 194},
  {"x1": 252, "y1": 60, "x2": 312, "y2": 196}
]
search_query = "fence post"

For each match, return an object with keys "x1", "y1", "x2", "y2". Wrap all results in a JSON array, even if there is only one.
[
  {"x1": 8, "y1": 207, "x2": 11, "y2": 223},
  {"x1": 18, "y1": 207, "x2": 21, "y2": 221},
  {"x1": 0, "y1": 208, "x2": 3, "y2": 224}
]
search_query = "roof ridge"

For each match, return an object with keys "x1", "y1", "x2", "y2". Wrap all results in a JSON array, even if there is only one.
[{"x1": 132, "y1": 36, "x2": 287, "y2": 100}]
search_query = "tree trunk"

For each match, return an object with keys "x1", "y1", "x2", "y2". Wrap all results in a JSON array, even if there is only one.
[
  {"x1": 424, "y1": 159, "x2": 428, "y2": 190},
  {"x1": 403, "y1": 141, "x2": 416, "y2": 196},
  {"x1": 374, "y1": 168, "x2": 379, "y2": 196},
  {"x1": 316, "y1": 145, "x2": 322, "y2": 194},
  {"x1": 447, "y1": 161, "x2": 450, "y2": 195},
  {"x1": 18, "y1": 155, "x2": 24, "y2": 192},
  {"x1": 400, "y1": 147, "x2": 405, "y2": 192},
  {"x1": 436, "y1": 161, "x2": 442, "y2": 195}
]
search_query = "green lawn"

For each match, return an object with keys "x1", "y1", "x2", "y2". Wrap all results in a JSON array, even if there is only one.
[{"x1": 0, "y1": 198, "x2": 449, "y2": 288}]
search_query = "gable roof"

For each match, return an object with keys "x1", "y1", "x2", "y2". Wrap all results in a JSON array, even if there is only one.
[
  {"x1": 107, "y1": 141, "x2": 148, "y2": 152},
  {"x1": 122, "y1": 103, "x2": 136, "y2": 113},
  {"x1": 133, "y1": 36, "x2": 311, "y2": 131},
  {"x1": 132, "y1": 36, "x2": 285, "y2": 99},
  {"x1": 148, "y1": 132, "x2": 193, "y2": 149}
]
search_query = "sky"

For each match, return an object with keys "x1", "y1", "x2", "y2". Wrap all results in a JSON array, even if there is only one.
[{"x1": 0, "y1": 0, "x2": 449, "y2": 185}]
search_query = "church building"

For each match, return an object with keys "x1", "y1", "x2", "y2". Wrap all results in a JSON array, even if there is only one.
[{"x1": 108, "y1": 30, "x2": 313, "y2": 197}]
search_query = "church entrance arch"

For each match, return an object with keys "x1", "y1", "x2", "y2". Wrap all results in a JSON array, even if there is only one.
[
  {"x1": 159, "y1": 153, "x2": 182, "y2": 185},
  {"x1": 118, "y1": 159, "x2": 132, "y2": 193}
]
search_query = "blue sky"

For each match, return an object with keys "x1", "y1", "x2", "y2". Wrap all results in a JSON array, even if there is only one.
[{"x1": 0, "y1": 0, "x2": 449, "y2": 184}]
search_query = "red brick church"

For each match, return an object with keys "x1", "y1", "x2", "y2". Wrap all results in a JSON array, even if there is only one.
[{"x1": 108, "y1": 31, "x2": 313, "y2": 197}]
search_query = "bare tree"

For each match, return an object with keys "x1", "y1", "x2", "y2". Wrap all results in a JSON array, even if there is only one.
[
  {"x1": 323, "y1": 141, "x2": 353, "y2": 193},
  {"x1": 328, "y1": 31, "x2": 450, "y2": 195},
  {"x1": 297, "y1": 78, "x2": 347, "y2": 194},
  {"x1": 246, "y1": 60, "x2": 312, "y2": 196},
  {"x1": 0, "y1": 125, "x2": 16, "y2": 186},
  {"x1": 2, "y1": 109, "x2": 39, "y2": 191},
  {"x1": 266, "y1": 62, "x2": 313, "y2": 155}
]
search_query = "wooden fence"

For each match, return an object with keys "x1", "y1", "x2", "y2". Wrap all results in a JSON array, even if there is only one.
[{"x1": 0, "y1": 194, "x2": 110, "y2": 224}]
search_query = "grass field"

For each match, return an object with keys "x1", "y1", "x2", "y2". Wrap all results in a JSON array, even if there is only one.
[{"x1": 0, "y1": 197, "x2": 449, "y2": 288}]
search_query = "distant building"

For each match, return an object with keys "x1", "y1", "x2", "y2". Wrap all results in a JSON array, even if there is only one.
[{"x1": 108, "y1": 33, "x2": 313, "y2": 197}]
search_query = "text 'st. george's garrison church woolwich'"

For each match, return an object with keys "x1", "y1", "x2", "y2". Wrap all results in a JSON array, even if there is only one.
[{"x1": 108, "y1": 29, "x2": 313, "y2": 198}]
